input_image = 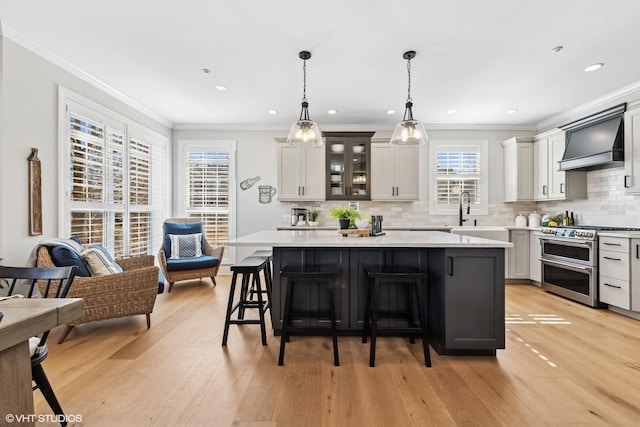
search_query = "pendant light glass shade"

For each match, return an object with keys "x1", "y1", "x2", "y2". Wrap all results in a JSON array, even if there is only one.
[
  {"x1": 390, "y1": 51, "x2": 428, "y2": 146},
  {"x1": 287, "y1": 51, "x2": 323, "y2": 147}
]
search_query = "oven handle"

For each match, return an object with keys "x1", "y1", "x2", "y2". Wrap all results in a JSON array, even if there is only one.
[
  {"x1": 540, "y1": 258, "x2": 594, "y2": 273},
  {"x1": 539, "y1": 237, "x2": 593, "y2": 248}
]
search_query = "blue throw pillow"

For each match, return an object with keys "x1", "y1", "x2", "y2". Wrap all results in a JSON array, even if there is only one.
[
  {"x1": 49, "y1": 246, "x2": 92, "y2": 277},
  {"x1": 163, "y1": 222, "x2": 204, "y2": 258}
]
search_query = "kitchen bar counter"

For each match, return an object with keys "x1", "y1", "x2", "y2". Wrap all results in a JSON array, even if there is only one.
[
  {"x1": 230, "y1": 229, "x2": 512, "y2": 248},
  {"x1": 226, "y1": 230, "x2": 507, "y2": 355}
]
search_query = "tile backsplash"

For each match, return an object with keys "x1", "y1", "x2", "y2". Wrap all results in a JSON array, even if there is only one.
[{"x1": 280, "y1": 168, "x2": 640, "y2": 228}]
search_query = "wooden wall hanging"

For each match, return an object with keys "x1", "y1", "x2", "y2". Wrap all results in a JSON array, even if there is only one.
[{"x1": 28, "y1": 147, "x2": 43, "y2": 235}]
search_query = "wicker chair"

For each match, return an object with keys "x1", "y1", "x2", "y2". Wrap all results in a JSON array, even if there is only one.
[
  {"x1": 37, "y1": 247, "x2": 159, "y2": 344},
  {"x1": 158, "y1": 218, "x2": 225, "y2": 293}
]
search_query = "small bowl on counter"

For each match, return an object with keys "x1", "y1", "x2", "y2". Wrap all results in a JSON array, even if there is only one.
[{"x1": 355, "y1": 219, "x2": 370, "y2": 229}]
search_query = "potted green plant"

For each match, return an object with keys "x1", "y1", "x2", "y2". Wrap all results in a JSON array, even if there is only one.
[
  {"x1": 307, "y1": 209, "x2": 320, "y2": 227},
  {"x1": 329, "y1": 207, "x2": 361, "y2": 229}
]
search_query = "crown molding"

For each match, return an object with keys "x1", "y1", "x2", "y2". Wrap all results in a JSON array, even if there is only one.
[
  {"x1": 1, "y1": 25, "x2": 173, "y2": 128},
  {"x1": 173, "y1": 122, "x2": 537, "y2": 132},
  {"x1": 537, "y1": 80, "x2": 640, "y2": 131}
]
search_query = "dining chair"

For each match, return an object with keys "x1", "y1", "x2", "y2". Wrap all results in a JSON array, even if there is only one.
[{"x1": 0, "y1": 265, "x2": 77, "y2": 427}]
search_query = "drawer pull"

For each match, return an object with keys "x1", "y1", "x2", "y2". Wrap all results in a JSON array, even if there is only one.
[
  {"x1": 603, "y1": 283, "x2": 622, "y2": 289},
  {"x1": 603, "y1": 242, "x2": 622, "y2": 246},
  {"x1": 603, "y1": 256, "x2": 621, "y2": 261}
]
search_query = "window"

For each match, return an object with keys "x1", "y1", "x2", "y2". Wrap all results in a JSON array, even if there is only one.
[
  {"x1": 60, "y1": 89, "x2": 168, "y2": 257},
  {"x1": 178, "y1": 141, "x2": 236, "y2": 263},
  {"x1": 429, "y1": 140, "x2": 488, "y2": 215}
]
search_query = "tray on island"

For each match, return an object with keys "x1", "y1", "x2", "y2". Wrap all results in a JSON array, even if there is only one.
[{"x1": 337, "y1": 229, "x2": 371, "y2": 237}]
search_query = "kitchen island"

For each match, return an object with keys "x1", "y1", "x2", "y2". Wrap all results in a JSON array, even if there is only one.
[{"x1": 225, "y1": 230, "x2": 512, "y2": 355}]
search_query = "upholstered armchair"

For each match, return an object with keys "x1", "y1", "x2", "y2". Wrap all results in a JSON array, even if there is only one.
[
  {"x1": 37, "y1": 246, "x2": 159, "y2": 343},
  {"x1": 158, "y1": 218, "x2": 225, "y2": 292}
]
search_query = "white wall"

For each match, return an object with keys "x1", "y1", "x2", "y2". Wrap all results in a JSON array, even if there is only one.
[
  {"x1": 3, "y1": 32, "x2": 640, "y2": 269},
  {"x1": 0, "y1": 37, "x2": 171, "y2": 265},
  {"x1": 172, "y1": 128, "x2": 538, "y2": 233},
  {"x1": 172, "y1": 129, "x2": 285, "y2": 237}
]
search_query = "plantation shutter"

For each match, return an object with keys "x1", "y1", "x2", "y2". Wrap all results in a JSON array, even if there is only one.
[
  {"x1": 63, "y1": 93, "x2": 168, "y2": 257},
  {"x1": 429, "y1": 140, "x2": 488, "y2": 215},
  {"x1": 435, "y1": 148, "x2": 482, "y2": 205},
  {"x1": 184, "y1": 150, "x2": 230, "y2": 247}
]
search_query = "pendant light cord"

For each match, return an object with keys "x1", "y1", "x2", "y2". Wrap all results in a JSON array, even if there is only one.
[
  {"x1": 303, "y1": 58, "x2": 307, "y2": 102},
  {"x1": 406, "y1": 58, "x2": 412, "y2": 103},
  {"x1": 404, "y1": 57, "x2": 414, "y2": 121}
]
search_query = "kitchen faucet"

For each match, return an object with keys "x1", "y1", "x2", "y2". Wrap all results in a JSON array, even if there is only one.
[{"x1": 459, "y1": 191, "x2": 470, "y2": 226}]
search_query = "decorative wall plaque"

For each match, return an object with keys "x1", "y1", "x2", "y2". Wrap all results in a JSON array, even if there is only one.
[
  {"x1": 240, "y1": 175, "x2": 261, "y2": 190},
  {"x1": 28, "y1": 147, "x2": 43, "y2": 235}
]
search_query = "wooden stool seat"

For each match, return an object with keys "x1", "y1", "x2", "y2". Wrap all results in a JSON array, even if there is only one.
[
  {"x1": 278, "y1": 265, "x2": 340, "y2": 366},
  {"x1": 222, "y1": 256, "x2": 270, "y2": 346},
  {"x1": 363, "y1": 267, "x2": 431, "y2": 367}
]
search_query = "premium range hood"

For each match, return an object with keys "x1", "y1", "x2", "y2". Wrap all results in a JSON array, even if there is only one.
[{"x1": 558, "y1": 103, "x2": 626, "y2": 171}]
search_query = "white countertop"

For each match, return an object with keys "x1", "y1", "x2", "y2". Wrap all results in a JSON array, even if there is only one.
[
  {"x1": 226, "y1": 230, "x2": 513, "y2": 248},
  {"x1": 276, "y1": 225, "x2": 540, "y2": 231}
]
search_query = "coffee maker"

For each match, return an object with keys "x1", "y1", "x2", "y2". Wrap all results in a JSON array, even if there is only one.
[
  {"x1": 291, "y1": 208, "x2": 308, "y2": 226},
  {"x1": 370, "y1": 215, "x2": 384, "y2": 236}
]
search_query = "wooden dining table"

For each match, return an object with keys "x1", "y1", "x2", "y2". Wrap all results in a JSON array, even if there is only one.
[{"x1": 0, "y1": 298, "x2": 83, "y2": 426}]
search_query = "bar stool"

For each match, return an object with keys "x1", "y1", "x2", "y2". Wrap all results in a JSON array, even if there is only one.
[
  {"x1": 246, "y1": 250, "x2": 273, "y2": 309},
  {"x1": 222, "y1": 256, "x2": 270, "y2": 346},
  {"x1": 278, "y1": 265, "x2": 340, "y2": 366},
  {"x1": 362, "y1": 268, "x2": 431, "y2": 367}
]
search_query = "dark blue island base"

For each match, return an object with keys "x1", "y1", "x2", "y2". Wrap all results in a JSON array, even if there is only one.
[{"x1": 271, "y1": 246, "x2": 506, "y2": 356}]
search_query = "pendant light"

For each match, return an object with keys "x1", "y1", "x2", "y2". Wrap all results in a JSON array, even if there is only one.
[
  {"x1": 390, "y1": 50, "x2": 428, "y2": 146},
  {"x1": 287, "y1": 50, "x2": 323, "y2": 147}
]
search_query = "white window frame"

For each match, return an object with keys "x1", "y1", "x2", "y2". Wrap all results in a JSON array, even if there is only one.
[
  {"x1": 177, "y1": 140, "x2": 237, "y2": 264},
  {"x1": 428, "y1": 140, "x2": 488, "y2": 216},
  {"x1": 58, "y1": 86, "x2": 169, "y2": 256}
]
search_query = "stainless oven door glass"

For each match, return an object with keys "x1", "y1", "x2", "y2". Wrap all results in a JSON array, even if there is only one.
[
  {"x1": 541, "y1": 259, "x2": 598, "y2": 307},
  {"x1": 540, "y1": 238, "x2": 595, "y2": 266}
]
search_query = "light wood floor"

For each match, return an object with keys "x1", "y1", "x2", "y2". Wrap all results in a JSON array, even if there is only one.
[{"x1": 32, "y1": 277, "x2": 640, "y2": 426}]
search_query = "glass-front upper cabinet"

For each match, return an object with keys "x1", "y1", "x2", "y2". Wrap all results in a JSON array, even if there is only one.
[{"x1": 324, "y1": 132, "x2": 374, "y2": 200}]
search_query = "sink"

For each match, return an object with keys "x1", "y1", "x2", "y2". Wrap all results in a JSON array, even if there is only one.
[{"x1": 450, "y1": 226, "x2": 509, "y2": 242}]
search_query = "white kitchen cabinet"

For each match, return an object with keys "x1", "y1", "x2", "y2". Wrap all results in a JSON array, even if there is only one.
[
  {"x1": 529, "y1": 231, "x2": 541, "y2": 283},
  {"x1": 624, "y1": 107, "x2": 640, "y2": 193},
  {"x1": 507, "y1": 229, "x2": 530, "y2": 280},
  {"x1": 502, "y1": 137, "x2": 534, "y2": 202},
  {"x1": 599, "y1": 236, "x2": 631, "y2": 310},
  {"x1": 277, "y1": 143, "x2": 325, "y2": 201},
  {"x1": 370, "y1": 143, "x2": 419, "y2": 201},
  {"x1": 533, "y1": 130, "x2": 587, "y2": 201},
  {"x1": 632, "y1": 239, "x2": 640, "y2": 312}
]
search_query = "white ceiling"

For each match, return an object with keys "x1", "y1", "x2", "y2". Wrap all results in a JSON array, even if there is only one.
[{"x1": 2, "y1": 0, "x2": 640, "y2": 130}]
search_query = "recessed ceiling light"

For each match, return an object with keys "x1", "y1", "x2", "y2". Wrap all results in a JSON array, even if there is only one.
[
  {"x1": 584, "y1": 63, "x2": 604, "y2": 72},
  {"x1": 328, "y1": 109, "x2": 337, "y2": 115},
  {"x1": 386, "y1": 109, "x2": 396, "y2": 115},
  {"x1": 447, "y1": 109, "x2": 457, "y2": 114},
  {"x1": 202, "y1": 68, "x2": 212, "y2": 75},
  {"x1": 551, "y1": 46, "x2": 563, "y2": 53},
  {"x1": 506, "y1": 109, "x2": 518, "y2": 114},
  {"x1": 215, "y1": 85, "x2": 227, "y2": 91},
  {"x1": 268, "y1": 110, "x2": 279, "y2": 115}
]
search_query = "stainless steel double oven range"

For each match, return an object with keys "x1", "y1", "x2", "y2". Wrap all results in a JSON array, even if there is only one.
[{"x1": 539, "y1": 226, "x2": 640, "y2": 307}]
